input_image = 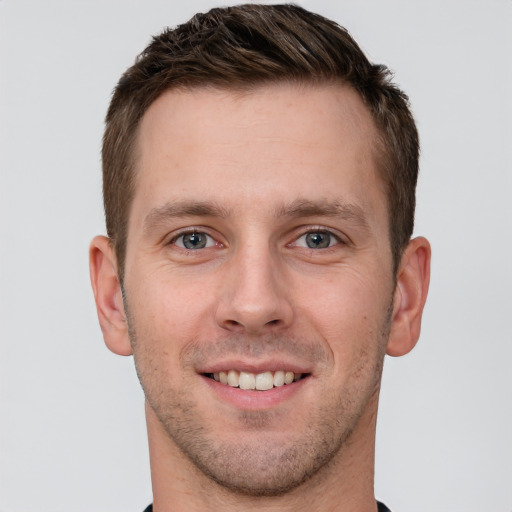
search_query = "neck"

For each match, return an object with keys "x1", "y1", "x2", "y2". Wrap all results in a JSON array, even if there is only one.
[{"x1": 146, "y1": 392, "x2": 380, "y2": 512}]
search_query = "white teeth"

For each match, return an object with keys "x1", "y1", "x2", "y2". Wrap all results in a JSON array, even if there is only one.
[
  {"x1": 213, "y1": 370, "x2": 303, "y2": 390},
  {"x1": 273, "y1": 370, "x2": 285, "y2": 387},
  {"x1": 239, "y1": 371, "x2": 256, "y2": 390},
  {"x1": 255, "y1": 371, "x2": 273, "y2": 391},
  {"x1": 227, "y1": 370, "x2": 239, "y2": 387}
]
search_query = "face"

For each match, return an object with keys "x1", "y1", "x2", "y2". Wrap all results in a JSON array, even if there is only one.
[{"x1": 123, "y1": 83, "x2": 395, "y2": 495}]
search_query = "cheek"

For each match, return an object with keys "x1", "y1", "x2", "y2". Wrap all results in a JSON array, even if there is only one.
[
  {"x1": 301, "y1": 268, "x2": 388, "y2": 323},
  {"x1": 295, "y1": 269, "x2": 391, "y2": 365},
  {"x1": 125, "y1": 272, "x2": 216, "y2": 386},
  {"x1": 130, "y1": 267, "x2": 215, "y2": 334}
]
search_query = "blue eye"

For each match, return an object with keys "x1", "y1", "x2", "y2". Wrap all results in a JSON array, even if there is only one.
[
  {"x1": 295, "y1": 231, "x2": 338, "y2": 249},
  {"x1": 175, "y1": 232, "x2": 215, "y2": 249}
]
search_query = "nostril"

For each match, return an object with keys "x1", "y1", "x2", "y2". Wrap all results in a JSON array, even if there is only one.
[
  {"x1": 266, "y1": 319, "x2": 280, "y2": 326},
  {"x1": 224, "y1": 319, "x2": 244, "y2": 330}
]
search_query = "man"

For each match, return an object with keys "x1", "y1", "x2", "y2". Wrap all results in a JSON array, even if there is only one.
[{"x1": 90, "y1": 4, "x2": 430, "y2": 511}]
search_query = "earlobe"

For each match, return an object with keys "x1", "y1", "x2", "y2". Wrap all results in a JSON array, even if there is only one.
[
  {"x1": 89, "y1": 236, "x2": 133, "y2": 356},
  {"x1": 386, "y1": 236, "x2": 431, "y2": 357}
]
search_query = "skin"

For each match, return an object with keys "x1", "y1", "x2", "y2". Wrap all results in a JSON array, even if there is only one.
[{"x1": 90, "y1": 83, "x2": 430, "y2": 512}]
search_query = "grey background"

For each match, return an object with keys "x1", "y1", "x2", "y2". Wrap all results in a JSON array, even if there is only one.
[{"x1": 0, "y1": 1, "x2": 511, "y2": 511}]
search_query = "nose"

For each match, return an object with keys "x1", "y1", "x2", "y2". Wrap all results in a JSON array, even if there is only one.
[{"x1": 215, "y1": 246, "x2": 293, "y2": 335}]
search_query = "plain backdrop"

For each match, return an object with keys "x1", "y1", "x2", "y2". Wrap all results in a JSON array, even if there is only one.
[{"x1": 0, "y1": 1, "x2": 511, "y2": 511}]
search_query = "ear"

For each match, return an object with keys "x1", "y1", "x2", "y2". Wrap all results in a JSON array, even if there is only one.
[
  {"x1": 386, "y1": 236, "x2": 431, "y2": 357},
  {"x1": 89, "y1": 236, "x2": 132, "y2": 356}
]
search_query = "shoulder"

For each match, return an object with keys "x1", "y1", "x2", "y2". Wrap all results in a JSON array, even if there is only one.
[{"x1": 378, "y1": 502, "x2": 392, "y2": 512}]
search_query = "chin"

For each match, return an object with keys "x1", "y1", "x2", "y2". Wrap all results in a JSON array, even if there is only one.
[{"x1": 180, "y1": 436, "x2": 342, "y2": 497}]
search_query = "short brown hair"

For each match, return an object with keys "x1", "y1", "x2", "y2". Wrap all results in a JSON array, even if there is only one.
[{"x1": 102, "y1": 3, "x2": 419, "y2": 280}]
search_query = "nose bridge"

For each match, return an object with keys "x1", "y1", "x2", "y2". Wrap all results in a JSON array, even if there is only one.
[{"x1": 216, "y1": 237, "x2": 293, "y2": 333}]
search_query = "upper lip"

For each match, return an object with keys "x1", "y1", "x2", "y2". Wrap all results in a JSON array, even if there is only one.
[{"x1": 197, "y1": 359, "x2": 312, "y2": 375}]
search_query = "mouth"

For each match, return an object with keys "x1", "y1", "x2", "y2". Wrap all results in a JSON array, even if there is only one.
[{"x1": 203, "y1": 370, "x2": 309, "y2": 391}]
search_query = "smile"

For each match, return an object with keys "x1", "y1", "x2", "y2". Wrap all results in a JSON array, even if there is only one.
[{"x1": 204, "y1": 370, "x2": 307, "y2": 391}]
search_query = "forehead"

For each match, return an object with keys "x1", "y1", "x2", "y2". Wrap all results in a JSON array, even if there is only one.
[
  {"x1": 138, "y1": 82, "x2": 378, "y2": 159},
  {"x1": 131, "y1": 83, "x2": 385, "y2": 228}
]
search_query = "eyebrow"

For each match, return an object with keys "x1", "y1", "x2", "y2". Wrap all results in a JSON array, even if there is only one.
[
  {"x1": 143, "y1": 197, "x2": 370, "y2": 233},
  {"x1": 275, "y1": 198, "x2": 370, "y2": 230},
  {"x1": 144, "y1": 200, "x2": 230, "y2": 233}
]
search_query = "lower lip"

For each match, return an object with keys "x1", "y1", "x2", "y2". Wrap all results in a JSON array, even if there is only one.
[{"x1": 200, "y1": 375, "x2": 308, "y2": 410}]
